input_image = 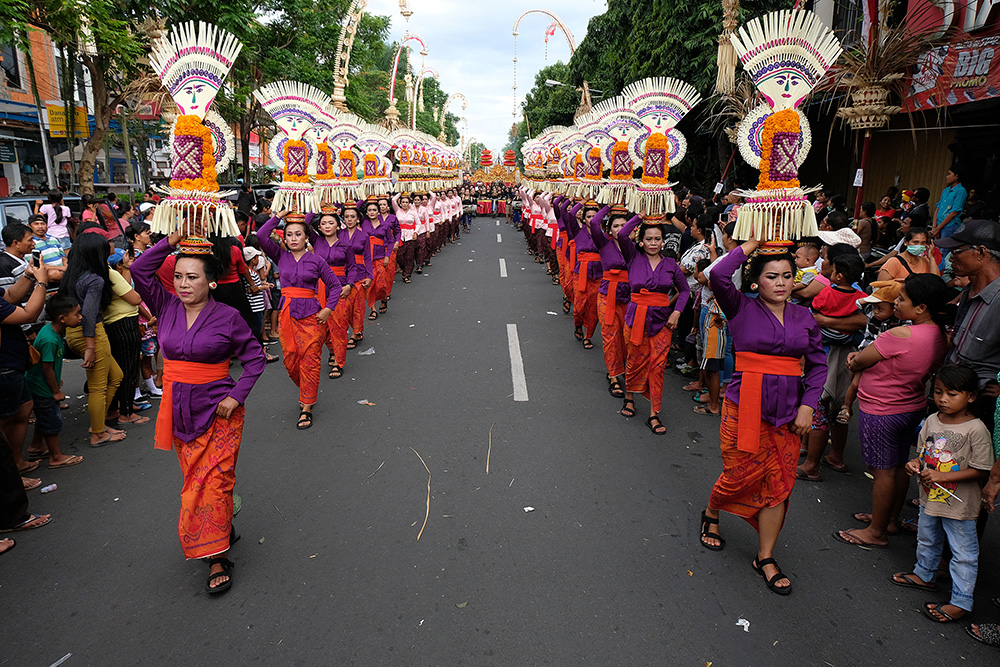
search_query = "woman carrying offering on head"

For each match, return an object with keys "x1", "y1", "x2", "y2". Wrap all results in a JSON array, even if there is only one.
[
  {"x1": 132, "y1": 232, "x2": 266, "y2": 594},
  {"x1": 698, "y1": 239, "x2": 827, "y2": 596},
  {"x1": 616, "y1": 217, "x2": 689, "y2": 435},
  {"x1": 308, "y1": 211, "x2": 356, "y2": 380},
  {"x1": 257, "y1": 211, "x2": 341, "y2": 430}
]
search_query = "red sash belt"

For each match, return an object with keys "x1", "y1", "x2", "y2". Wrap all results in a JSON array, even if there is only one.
[
  {"x1": 576, "y1": 251, "x2": 601, "y2": 294},
  {"x1": 569, "y1": 240, "x2": 577, "y2": 271},
  {"x1": 331, "y1": 265, "x2": 346, "y2": 277},
  {"x1": 603, "y1": 269, "x2": 629, "y2": 322},
  {"x1": 550, "y1": 224, "x2": 557, "y2": 249},
  {"x1": 734, "y1": 351, "x2": 803, "y2": 454},
  {"x1": 628, "y1": 289, "x2": 672, "y2": 345},
  {"x1": 354, "y1": 253, "x2": 365, "y2": 266},
  {"x1": 558, "y1": 230, "x2": 568, "y2": 251},
  {"x1": 155, "y1": 359, "x2": 229, "y2": 451}
]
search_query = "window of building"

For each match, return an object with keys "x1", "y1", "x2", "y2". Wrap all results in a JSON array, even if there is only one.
[{"x1": 0, "y1": 44, "x2": 22, "y2": 90}]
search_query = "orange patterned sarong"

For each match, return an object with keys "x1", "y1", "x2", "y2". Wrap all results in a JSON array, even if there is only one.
[
  {"x1": 597, "y1": 293, "x2": 628, "y2": 377},
  {"x1": 573, "y1": 277, "x2": 600, "y2": 337},
  {"x1": 320, "y1": 279, "x2": 354, "y2": 367},
  {"x1": 623, "y1": 323, "x2": 673, "y2": 413},
  {"x1": 279, "y1": 304, "x2": 323, "y2": 405},
  {"x1": 709, "y1": 398, "x2": 799, "y2": 531},
  {"x1": 351, "y1": 280, "x2": 367, "y2": 337},
  {"x1": 175, "y1": 406, "x2": 245, "y2": 559}
]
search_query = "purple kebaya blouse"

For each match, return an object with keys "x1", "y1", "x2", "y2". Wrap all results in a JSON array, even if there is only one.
[
  {"x1": 617, "y1": 216, "x2": 690, "y2": 337},
  {"x1": 709, "y1": 246, "x2": 827, "y2": 427},
  {"x1": 362, "y1": 218, "x2": 394, "y2": 260},
  {"x1": 132, "y1": 238, "x2": 266, "y2": 443},
  {"x1": 338, "y1": 226, "x2": 372, "y2": 283},
  {"x1": 258, "y1": 216, "x2": 341, "y2": 318},
  {"x1": 589, "y1": 207, "x2": 638, "y2": 303},
  {"x1": 565, "y1": 204, "x2": 604, "y2": 280}
]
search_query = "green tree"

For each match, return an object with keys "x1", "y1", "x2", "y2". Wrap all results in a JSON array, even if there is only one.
[
  {"x1": 24, "y1": 0, "x2": 147, "y2": 193},
  {"x1": 467, "y1": 141, "x2": 486, "y2": 172}
]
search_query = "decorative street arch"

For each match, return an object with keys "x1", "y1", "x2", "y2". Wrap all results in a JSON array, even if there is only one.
[{"x1": 331, "y1": 0, "x2": 369, "y2": 110}]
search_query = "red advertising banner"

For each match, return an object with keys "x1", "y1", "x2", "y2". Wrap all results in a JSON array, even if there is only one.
[{"x1": 905, "y1": 0, "x2": 1000, "y2": 110}]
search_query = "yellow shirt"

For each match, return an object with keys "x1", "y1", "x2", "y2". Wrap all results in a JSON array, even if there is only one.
[{"x1": 102, "y1": 269, "x2": 138, "y2": 324}]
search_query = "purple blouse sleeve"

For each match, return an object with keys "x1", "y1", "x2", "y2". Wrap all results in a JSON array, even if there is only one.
[
  {"x1": 800, "y1": 315, "x2": 827, "y2": 410},
  {"x1": 589, "y1": 205, "x2": 612, "y2": 249},
  {"x1": 617, "y1": 216, "x2": 641, "y2": 262},
  {"x1": 257, "y1": 216, "x2": 282, "y2": 263},
  {"x1": 318, "y1": 259, "x2": 342, "y2": 311},
  {"x1": 709, "y1": 246, "x2": 748, "y2": 320},
  {"x1": 228, "y1": 311, "x2": 266, "y2": 405},
  {"x1": 669, "y1": 259, "x2": 691, "y2": 313},
  {"x1": 305, "y1": 213, "x2": 318, "y2": 245},
  {"x1": 132, "y1": 236, "x2": 174, "y2": 318}
]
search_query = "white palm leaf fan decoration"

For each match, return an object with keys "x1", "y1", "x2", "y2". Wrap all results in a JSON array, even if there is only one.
[
  {"x1": 147, "y1": 20, "x2": 243, "y2": 236},
  {"x1": 730, "y1": 9, "x2": 842, "y2": 241},
  {"x1": 356, "y1": 123, "x2": 394, "y2": 197},
  {"x1": 623, "y1": 77, "x2": 702, "y2": 215}
]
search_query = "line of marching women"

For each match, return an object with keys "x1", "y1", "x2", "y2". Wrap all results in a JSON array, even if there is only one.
[
  {"x1": 520, "y1": 187, "x2": 691, "y2": 436},
  {"x1": 256, "y1": 191, "x2": 465, "y2": 430}
]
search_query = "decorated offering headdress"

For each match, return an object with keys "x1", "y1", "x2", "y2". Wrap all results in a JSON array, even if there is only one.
[
  {"x1": 147, "y1": 21, "x2": 243, "y2": 237},
  {"x1": 622, "y1": 77, "x2": 701, "y2": 215},
  {"x1": 730, "y1": 10, "x2": 842, "y2": 241},
  {"x1": 590, "y1": 97, "x2": 643, "y2": 205},
  {"x1": 305, "y1": 109, "x2": 339, "y2": 209},
  {"x1": 253, "y1": 80, "x2": 330, "y2": 215},
  {"x1": 356, "y1": 123, "x2": 393, "y2": 197}
]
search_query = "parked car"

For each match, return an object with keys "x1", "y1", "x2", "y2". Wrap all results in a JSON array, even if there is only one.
[{"x1": 0, "y1": 193, "x2": 83, "y2": 230}]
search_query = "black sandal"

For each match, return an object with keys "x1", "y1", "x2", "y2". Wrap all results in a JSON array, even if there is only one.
[
  {"x1": 607, "y1": 376, "x2": 625, "y2": 398},
  {"x1": 699, "y1": 510, "x2": 725, "y2": 551},
  {"x1": 551, "y1": 276, "x2": 560, "y2": 285},
  {"x1": 296, "y1": 411, "x2": 313, "y2": 430},
  {"x1": 646, "y1": 415, "x2": 666, "y2": 435},
  {"x1": 562, "y1": 298, "x2": 571, "y2": 314},
  {"x1": 206, "y1": 557, "x2": 234, "y2": 594},
  {"x1": 346, "y1": 338, "x2": 357, "y2": 350},
  {"x1": 574, "y1": 326, "x2": 584, "y2": 341},
  {"x1": 403, "y1": 276, "x2": 411, "y2": 284},
  {"x1": 368, "y1": 310, "x2": 379, "y2": 320},
  {"x1": 378, "y1": 303, "x2": 387, "y2": 314},
  {"x1": 752, "y1": 557, "x2": 792, "y2": 596},
  {"x1": 329, "y1": 365, "x2": 343, "y2": 379},
  {"x1": 582, "y1": 338, "x2": 594, "y2": 349},
  {"x1": 620, "y1": 398, "x2": 635, "y2": 418}
]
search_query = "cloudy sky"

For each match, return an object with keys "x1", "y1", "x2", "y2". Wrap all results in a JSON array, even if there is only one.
[{"x1": 362, "y1": 0, "x2": 608, "y2": 151}]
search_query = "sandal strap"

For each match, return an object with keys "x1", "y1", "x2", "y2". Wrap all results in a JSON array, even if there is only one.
[
  {"x1": 208, "y1": 557, "x2": 233, "y2": 568},
  {"x1": 756, "y1": 557, "x2": 778, "y2": 569},
  {"x1": 701, "y1": 511, "x2": 719, "y2": 526}
]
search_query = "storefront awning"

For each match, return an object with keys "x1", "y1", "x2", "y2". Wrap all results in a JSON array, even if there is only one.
[{"x1": 0, "y1": 133, "x2": 38, "y2": 143}]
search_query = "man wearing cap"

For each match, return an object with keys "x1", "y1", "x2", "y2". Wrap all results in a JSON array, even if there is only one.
[{"x1": 939, "y1": 220, "x2": 1000, "y2": 431}]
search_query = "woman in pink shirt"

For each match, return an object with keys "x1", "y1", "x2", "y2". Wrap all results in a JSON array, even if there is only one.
[
  {"x1": 834, "y1": 274, "x2": 951, "y2": 548},
  {"x1": 392, "y1": 193, "x2": 419, "y2": 283}
]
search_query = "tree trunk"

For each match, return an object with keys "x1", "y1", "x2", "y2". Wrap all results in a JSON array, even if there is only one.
[{"x1": 78, "y1": 53, "x2": 117, "y2": 195}]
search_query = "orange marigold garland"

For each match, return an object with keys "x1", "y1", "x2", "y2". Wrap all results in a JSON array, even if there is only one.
[
  {"x1": 170, "y1": 115, "x2": 219, "y2": 193},
  {"x1": 756, "y1": 109, "x2": 801, "y2": 191},
  {"x1": 282, "y1": 139, "x2": 310, "y2": 184},
  {"x1": 640, "y1": 132, "x2": 671, "y2": 185},
  {"x1": 315, "y1": 144, "x2": 334, "y2": 181}
]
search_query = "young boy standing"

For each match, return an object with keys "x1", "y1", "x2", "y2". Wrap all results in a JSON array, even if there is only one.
[
  {"x1": 891, "y1": 364, "x2": 994, "y2": 622},
  {"x1": 24, "y1": 296, "x2": 83, "y2": 468}
]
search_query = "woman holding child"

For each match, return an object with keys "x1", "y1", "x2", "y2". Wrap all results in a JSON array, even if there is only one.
[{"x1": 833, "y1": 273, "x2": 951, "y2": 548}]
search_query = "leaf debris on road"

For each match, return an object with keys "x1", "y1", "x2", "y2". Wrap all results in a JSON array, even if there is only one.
[{"x1": 411, "y1": 447, "x2": 431, "y2": 541}]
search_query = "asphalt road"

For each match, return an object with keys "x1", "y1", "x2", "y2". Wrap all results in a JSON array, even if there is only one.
[{"x1": 4, "y1": 216, "x2": 999, "y2": 666}]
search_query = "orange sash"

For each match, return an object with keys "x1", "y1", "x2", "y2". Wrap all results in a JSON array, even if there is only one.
[
  {"x1": 281, "y1": 287, "x2": 317, "y2": 299},
  {"x1": 369, "y1": 235, "x2": 384, "y2": 258},
  {"x1": 155, "y1": 359, "x2": 230, "y2": 451},
  {"x1": 603, "y1": 269, "x2": 630, "y2": 323},
  {"x1": 331, "y1": 265, "x2": 346, "y2": 277},
  {"x1": 569, "y1": 239, "x2": 577, "y2": 271},
  {"x1": 576, "y1": 251, "x2": 602, "y2": 294},
  {"x1": 629, "y1": 289, "x2": 672, "y2": 345},
  {"x1": 354, "y1": 253, "x2": 365, "y2": 266},
  {"x1": 558, "y1": 230, "x2": 569, "y2": 251},
  {"x1": 734, "y1": 351, "x2": 804, "y2": 454}
]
